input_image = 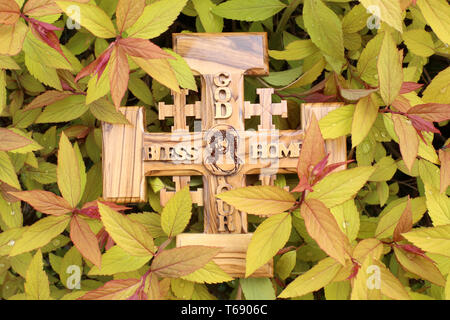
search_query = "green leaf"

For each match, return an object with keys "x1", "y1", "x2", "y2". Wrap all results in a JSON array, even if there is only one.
[
  {"x1": 192, "y1": 0, "x2": 223, "y2": 33},
  {"x1": 240, "y1": 278, "x2": 276, "y2": 300},
  {"x1": 132, "y1": 56, "x2": 180, "y2": 93},
  {"x1": 24, "y1": 55, "x2": 62, "y2": 90},
  {"x1": 377, "y1": 31, "x2": 403, "y2": 106},
  {"x1": 275, "y1": 250, "x2": 296, "y2": 281},
  {"x1": 128, "y1": 74, "x2": 153, "y2": 105},
  {"x1": 161, "y1": 185, "x2": 192, "y2": 237},
  {"x1": 9, "y1": 215, "x2": 71, "y2": 256},
  {"x1": 164, "y1": 49, "x2": 197, "y2": 92},
  {"x1": 369, "y1": 156, "x2": 397, "y2": 182},
  {"x1": 422, "y1": 67, "x2": 450, "y2": 104},
  {"x1": 307, "y1": 166, "x2": 375, "y2": 208},
  {"x1": 351, "y1": 94, "x2": 379, "y2": 147},
  {"x1": 278, "y1": 257, "x2": 342, "y2": 298},
  {"x1": 424, "y1": 184, "x2": 450, "y2": 226},
  {"x1": 330, "y1": 199, "x2": 360, "y2": 242},
  {"x1": 342, "y1": 4, "x2": 370, "y2": 34},
  {"x1": 126, "y1": 0, "x2": 188, "y2": 39},
  {"x1": 212, "y1": 0, "x2": 286, "y2": 22},
  {"x1": 88, "y1": 246, "x2": 151, "y2": 276},
  {"x1": 181, "y1": 261, "x2": 233, "y2": 284},
  {"x1": 57, "y1": 132, "x2": 82, "y2": 208},
  {"x1": 357, "y1": 34, "x2": 383, "y2": 87},
  {"x1": 25, "y1": 250, "x2": 50, "y2": 300},
  {"x1": 56, "y1": 1, "x2": 116, "y2": 38},
  {"x1": 269, "y1": 40, "x2": 318, "y2": 61},
  {"x1": 217, "y1": 186, "x2": 296, "y2": 216},
  {"x1": 318, "y1": 104, "x2": 355, "y2": 139},
  {"x1": 99, "y1": 202, "x2": 155, "y2": 257},
  {"x1": 35, "y1": 95, "x2": 89, "y2": 124},
  {"x1": 246, "y1": 212, "x2": 291, "y2": 277},
  {"x1": 403, "y1": 29, "x2": 435, "y2": 57},
  {"x1": 0, "y1": 151, "x2": 21, "y2": 189},
  {"x1": 303, "y1": 0, "x2": 345, "y2": 72},
  {"x1": 89, "y1": 98, "x2": 130, "y2": 124}
]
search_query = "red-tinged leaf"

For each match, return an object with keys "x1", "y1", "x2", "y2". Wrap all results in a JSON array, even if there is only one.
[
  {"x1": 392, "y1": 95, "x2": 412, "y2": 113},
  {"x1": 399, "y1": 82, "x2": 423, "y2": 94},
  {"x1": 339, "y1": 88, "x2": 378, "y2": 101},
  {"x1": 407, "y1": 103, "x2": 450, "y2": 122},
  {"x1": 291, "y1": 175, "x2": 313, "y2": 193},
  {"x1": 0, "y1": 128, "x2": 33, "y2": 151},
  {"x1": 75, "y1": 44, "x2": 113, "y2": 82},
  {"x1": 313, "y1": 159, "x2": 354, "y2": 183},
  {"x1": 70, "y1": 215, "x2": 102, "y2": 268},
  {"x1": 407, "y1": 114, "x2": 441, "y2": 138},
  {"x1": 392, "y1": 114, "x2": 418, "y2": 171},
  {"x1": 439, "y1": 148, "x2": 450, "y2": 194},
  {"x1": 347, "y1": 259, "x2": 361, "y2": 280},
  {"x1": 78, "y1": 279, "x2": 141, "y2": 300},
  {"x1": 25, "y1": 91, "x2": 74, "y2": 111},
  {"x1": 151, "y1": 246, "x2": 221, "y2": 278},
  {"x1": 76, "y1": 206, "x2": 100, "y2": 219},
  {"x1": 297, "y1": 114, "x2": 326, "y2": 180},
  {"x1": 303, "y1": 92, "x2": 336, "y2": 103},
  {"x1": 63, "y1": 125, "x2": 90, "y2": 139},
  {"x1": 82, "y1": 200, "x2": 131, "y2": 212},
  {"x1": 311, "y1": 153, "x2": 330, "y2": 177},
  {"x1": 0, "y1": 182, "x2": 20, "y2": 202},
  {"x1": 109, "y1": 44, "x2": 129, "y2": 109},
  {"x1": 118, "y1": 38, "x2": 173, "y2": 60},
  {"x1": 23, "y1": 0, "x2": 61, "y2": 17},
  {"x1": 116, "y1": 0, "x2": 146, "y2": 33},
  {"x1": 395, "y1": 243, "x2": 434, "y2": 262},
  {"x1": 300, "y1": 199, "x2": 351, "y2": 265},
  {"x1": 0, "y1": 0, "x2": 20, "y2": 25},
  {"x1": 9, "y1": 190, "x2": 73, "y2": 215},
  {"x1": 393, "y1": 197, "x2": 412, "y2": 242}
]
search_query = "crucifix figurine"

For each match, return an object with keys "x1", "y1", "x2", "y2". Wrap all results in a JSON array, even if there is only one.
[{"x1": 101, "y1": 33, "x2": 346, "y2": 277}]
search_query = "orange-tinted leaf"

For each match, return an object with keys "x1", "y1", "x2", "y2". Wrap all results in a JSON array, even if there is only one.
[
  {"x1": 78, "y1": 279, "x2": 141, "y2": 300},
  {"x1": 394, "y1": 246, "x2": 446, "y2": 287},
  {"x1": 392, "y1": 95, "x2": 412, "y2": 113},
  {"x1": 70, "y1": 215, "x2": 102, "y2": 268},
  {"x1": 0, "y1": 20, "x2": 29, "y2": 56},
  {"x1": 116, "y1": 0, "x2": 145, "y2": 33},
  {"x1": 300, "y1": 199, "x2": 351, "y2": 265},
  {"x1": 393, "y1": 197, "x2": 412, "y2": 242},
  {"x1": 118, "y1": 38, "x2": 172, "y2": 60},
  {"x1": 392, "y1": 114, "x2": 418, "y2": 171},
  {"x1": 0, "y1": 128, "x2": 33, "y2": 151},
  {"x1": 151, "y1": 246, "x2": 220, "y2": 278},
  {"x1": 439, "y1": 148, "x2": 450, "y2": 194},
  {"x1": 407, "y1": 103, "x2": 450, "y2": 122},
  {"x1": 10, "y1": 190, "x2": 73, "y2": 215},
  {"x1": 25, "y1": 91, "x2": 74, "y2": 110},
  {"x1": 109, "y1": 45, "x2": 129, "y2": 109},
  {"x1": 0, "y1": 0, "x2": 20, "y2": 25},
  {"x1": 23, "y1": 0, "x2": 61, "y2": 16},
  {"x1": 297, "y1": 114, "x2": 325, "y2": 179}
]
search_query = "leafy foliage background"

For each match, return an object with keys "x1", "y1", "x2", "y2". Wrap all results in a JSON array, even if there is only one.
[{"x1": 0, "y1": 0, "x2": 449, "y2": 300}]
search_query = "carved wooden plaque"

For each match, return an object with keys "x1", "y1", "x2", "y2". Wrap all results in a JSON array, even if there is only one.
[{"x1": 101, "y1": 33, "x2": 347, "y2": 278}]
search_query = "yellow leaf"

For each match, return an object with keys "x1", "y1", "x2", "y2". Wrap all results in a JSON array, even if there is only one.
[
  {"x1": 216, "y1": 186, "x2": 296, "y2": 216},
  {"x1": 0, "y1": 20, "x2": 28, "y2": 56},
  {"x1": 422, "y1": 67, "x2": 450, "y2": 104},
  {"x1": 59, "y1": 246, "x2": 82, "y2": 289},
  {"x1": 0, "y1": 151, "x2": 21, "y2": 190},
  {"x1": 318, "y1": 104, "x2": 355, "y2": 139},
  {"x1": 330, "y1": 199, "x2": 360, "y2": 242},
  {"x1": 282, "y1": 56, "x2": 326, "y2": 90},
  {"x1": 278, "y1": 257, "x2": 342, "y2": 298},
  {"x1": 325, "y1": 281, "x2": 351, "y2": 300},
  {"x1": 86, "y1": 64, "x2": 110, "y2": 104},
  {"x1": 56, "y1": 1, "x2": 116, "y2": 38},
  {"x1": 374, "y1": 259, "x2": 410, "y2": 300},
  {"x1": 351, "y1": 94, "x2": 379, "y2": 147},
  {"x1": 352, "y1": 238, "x2": 384, "y2": 263},
  {"x1": 303, "y1": 0, "x2": 345, "y2": 72},
  {"x1": 246, "y1": 212, "x2": 291, "y2": 277},
  {"x1": 151, "y1": 246, "x2": 220, "y2": 278},
  {"x1": 269, "y1": 40, "x2": 318, "y2": 61},
  {"x1": 378, "y1": 31, "x2": 403, "y2": 106},
  {"x1": 25, "y1": 250, "x2": 50, "y2": 300},
  {"x1": 392, "y1": 114, "x2": 418, "y2": 172},
  {"x1": 9, "y1": 215, "x2": 70, "y2": 256},
  {"x1": 57, "y1": 132, "x2": 82, "y2": 208},
  {"x1": 359, "y1": 0, "x2": 403, "y2": 33},
  {"x1": 79, "y1": 279, "x2": 141, "y2": 300},
  {"x1": 403, "y1": 29, "x2": 435, "y2": 57},
  {"x1": 275, "y1": 251, "x2": 296, "y2": 281},
  {"x1": 394, "y1": 247, "x2": 446, "y2": 287},
  {"x1": 357, "y1": 34, "x2": 383, "y2": 87},
  {"x1": 369, "y1": 156, "x2": 397, "y2": 182},
  {"x1": 88, "y1": 246, "x2": 151, "y2": 276},
  {"x1": 171, "y1": 278, "x2": 194, "y2": 299},
  {"x1": 161, "y1": 186, "x2": 192, "y2": 237},
  {"x1": 181, "y1": 261, "x2": 233, "y2": 284},
  {"x1": 307, "y1": 166, "x2": 376, "y2": 208},
  {"x1": 416, "y1": 0, "x2": 450, "y2": 46},
  {"x1": 351, "y1": 255, "x2": 382, "y2": 300},
  {"x1": 115, "y1": 0, "x2": 145, "y2": 33},
  {"x1": 342, "y1": 4, "x2": 370, "y2": 34},
  {"x1": 446, "y1": 275, "x2": 450, "y2": 300},
  {"x1": 98, "y1": 202, "x2": 155, "y2": 257},
  {"x1": 424, "y1": 184, "x2": 450, "y2": 226},
  {"x1": 301, "y1": 199, "x2": 351, "y2": 265},
  {"x1": 126, "y1": 0, "x2": 187, "y2": 39},
  {"x1": 131, "y1": 56, "x2": 180, "y2": 93},
  {"x1": 375, "y1": 196, "x2": 426, "y2": 239},
  {"x1": 403, "y1": 225, "x2": 450, "y2": 258}
]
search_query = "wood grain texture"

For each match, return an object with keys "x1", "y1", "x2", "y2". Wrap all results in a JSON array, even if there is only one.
[
  {"x1": 102, "y1": 107, "x2": 146, "y2": 203},
  {"x1": 176, "y1": 233, "x2": 273, "y2": 278}
]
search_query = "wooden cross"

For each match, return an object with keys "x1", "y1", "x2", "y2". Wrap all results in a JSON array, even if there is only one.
[{"x1": 101, "y1": 33, "x2": 347, "y2": 278}]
